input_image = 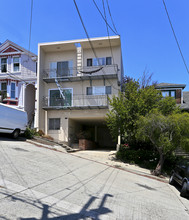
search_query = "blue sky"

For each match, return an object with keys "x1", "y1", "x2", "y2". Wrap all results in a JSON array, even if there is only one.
[{"x1": 1, "y1": 0, "x2": 189, "y2": 89}]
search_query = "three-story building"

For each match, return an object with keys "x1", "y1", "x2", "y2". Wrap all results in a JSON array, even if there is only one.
[{"x1": 36, "y1": 36, "x2": 123, "y2": 149}]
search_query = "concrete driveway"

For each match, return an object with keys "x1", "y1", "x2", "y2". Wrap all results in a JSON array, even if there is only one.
[{"x1": 0, "y1": 137, "x2": 189, "y2": 220}]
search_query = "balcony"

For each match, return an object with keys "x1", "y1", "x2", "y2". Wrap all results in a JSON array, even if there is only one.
[
  {"x1": 42, "y1": 94, "x2": 109, "y2": 110},
  {"x1": 42, "y1": 65, "x2": 118, "y2": 83}
]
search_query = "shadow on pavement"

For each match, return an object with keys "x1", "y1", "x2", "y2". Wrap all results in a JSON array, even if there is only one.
[
  {"x1": 0, "y1": 133, "x2": 26, "y2": 142},
  {"x1": 0, "y1": 191, "x2": 113, "y2": 220}
]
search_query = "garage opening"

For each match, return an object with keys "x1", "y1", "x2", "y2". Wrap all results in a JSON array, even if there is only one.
[{"x1": 68, "y1": 118, "x2": 116, "y2": 150}]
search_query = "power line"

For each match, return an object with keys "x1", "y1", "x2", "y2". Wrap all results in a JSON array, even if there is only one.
[
  {"x1": 73, "y1": 0, "x2": 120, "y2": 91},
  {"x1": 73, "y1": 0, "x2": 98, "y2": 60},
  {"x1": 102, "y1": 0, "x2": 117, "y2": 73},
  {"x1": 92, "y1": 0, "x2": 118, "y2": 35},
  {"x1": 162, "y1": 0, "x2": 189, "y2": 74},
  {"x1": 28, "y1": 0, "x2": 34, "y2": 53},
  {"x1": 106, "y1": 0, "x2": 118, "y2": 35}
]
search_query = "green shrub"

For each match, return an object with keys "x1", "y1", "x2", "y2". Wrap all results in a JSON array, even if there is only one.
[
  {"x1": 116, "y1": 144, "x2": 182, "y2": 173},
  {"x1": 24, "y1": 128, "x2": 38, "y2": 139}
]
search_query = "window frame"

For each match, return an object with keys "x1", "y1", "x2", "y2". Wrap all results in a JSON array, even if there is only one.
[
  {"x1": 0, "y1": 81, "x2": 7, "y2": 99},
  {"x1": 13, "y1": 57, "x2": 20, "y2": 72},
  {"x1": 1, "y1": 58, "x2": 7, "y2": 73},
  {"x1": 49, "y1": 118, "x2": 60, "y2": 130},
  {"x1": 49, "y1": 60, "x2": 73, "y2": 78},
  {"x1": 161, "y1": 90, "x2": 176, "y2": 98},
  {"x1": 86, "y1": 86, "x2": 112, "y2": 95},
  {"x1": 86, "y1": 57, "x2": 112, "y2": 67},
  {"x1": 48, "y1": 88, "x2": 73, "y2": 107}
]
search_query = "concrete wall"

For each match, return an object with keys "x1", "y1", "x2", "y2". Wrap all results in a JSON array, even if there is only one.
[
  {"x1": 45, "y1": 109, "x2": 108, "y2": 143},
  {"x1": 37, "y1": 37, "x2": 122, "y2": 146}
]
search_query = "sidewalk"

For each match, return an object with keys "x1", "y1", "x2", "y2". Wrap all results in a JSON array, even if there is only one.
[{"x1": 27, "y1": 138, "x2": 169, "y2": 183}]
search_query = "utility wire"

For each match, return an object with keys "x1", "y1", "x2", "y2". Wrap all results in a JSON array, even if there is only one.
[
  {"x1": 73, "y1": 0, "x2": 98, "y2": 60},
  {"x1": 102, "y1": 0, "x2": 117, "y2": 73},
  {"x1": 73, "y1": 0, "x2": 120, "y2": 91},
  {"x1": 106, "y1": 0, "x2": 118, "y2": 35},
  {"x1": 28, "y1": 0, "x2": 34, "y2": 53},
  {"x1": 92, "y1": 0, "x2": 118, "y2": 35},
  {"x1": 162, "y1": 0, "x2": 189, "y2": 74}
]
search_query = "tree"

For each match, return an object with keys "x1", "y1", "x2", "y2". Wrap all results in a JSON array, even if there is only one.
[
  {"x1": 106, "y1": 79, "x2": 162, "y2": 144},
  {"x1": 137, "y1": 111, "x2": 189, "y2": 176}
]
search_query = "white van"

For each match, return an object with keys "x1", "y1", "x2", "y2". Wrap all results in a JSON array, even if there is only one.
[{"x1": 0, "y1": 103, "x2": 28, "y2": 138}]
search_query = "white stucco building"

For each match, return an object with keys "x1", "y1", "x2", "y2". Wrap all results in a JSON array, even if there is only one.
[{"x1": 36, "y1": 36, "x2": 123, "y2": 149}]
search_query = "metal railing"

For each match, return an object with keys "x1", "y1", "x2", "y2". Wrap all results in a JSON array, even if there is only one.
[
  {"x1": 42, "y1": 65, "x2": 118, "y2": 79},
  {"x1": 42, "y1": 94, "x2": 109, "y2": 108}
]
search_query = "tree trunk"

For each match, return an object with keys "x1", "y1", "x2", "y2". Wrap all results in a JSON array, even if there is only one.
[{"x1": 152, "y1": 153, "x2": 165, "y2": 176}]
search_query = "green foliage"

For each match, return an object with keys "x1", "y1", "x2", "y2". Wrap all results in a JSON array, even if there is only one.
[
  {"x1": 24, "y1": 127, "x2": 39, "y2": 139},
  {"x1": 157, "y1": 96, "x2": 180, "y2": 115},
  {"x1": 117, "y1": 144, "x2": 180, "y2": 173},
  {"x1": 136, "y1": 112, "x2": 189, "y2": 175},
  {"x1": 116, "y1": 145, "x2": 159, "y2": 169},
  {"x1": 106, "y1": 79, "x2": 161, "y2": 143}
]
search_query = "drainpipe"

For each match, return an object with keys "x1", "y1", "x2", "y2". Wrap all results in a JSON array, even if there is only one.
[{"x1": 45, "y1": 110, "x2": 48, "y2": 135}]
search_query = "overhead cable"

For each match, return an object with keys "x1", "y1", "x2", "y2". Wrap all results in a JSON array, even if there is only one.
[
  {"x1": 92, "y1": 0, "x2": 119, "y2": 35},
  {"x1": 162, "y1": 0, "x2": 189, "y2": 74}
]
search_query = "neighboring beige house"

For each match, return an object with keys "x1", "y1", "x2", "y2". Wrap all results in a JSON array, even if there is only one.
[
  {"x1": 36, "y1": 36, "x2": 123, "y2": 149},
  {"x1": 0, "y1": 40, "x2": 37, "y2": 126}
]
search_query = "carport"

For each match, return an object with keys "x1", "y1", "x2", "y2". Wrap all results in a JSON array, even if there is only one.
[{"x1": 68, "y1": 117, "x2": 116, "y2": 150}]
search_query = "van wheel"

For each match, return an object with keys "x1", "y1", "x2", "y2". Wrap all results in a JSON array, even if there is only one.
[
  {"x1": 180, "y1": 182, "x2": 188, "y2": 197},
  {"x1": 12, "y1": 129, "x2": 20, "y2": 139}
]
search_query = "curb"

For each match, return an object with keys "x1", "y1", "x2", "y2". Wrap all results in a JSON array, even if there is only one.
[{"x1": 27, "y1": 139, "x2": 169, "y2": 184}]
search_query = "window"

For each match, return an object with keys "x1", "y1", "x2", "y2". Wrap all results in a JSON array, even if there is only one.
[
  {"x1": 11, "y1": 82, "x2": 16, "y2": 99},
  {"x1": 162, "y1": 90, "x2": 176, "y2": 98},
  {"x1": 1, "y1": 58, "x2": 7, "y2": 72},
  {"x1": 106, "y1": 86, "x2": 112, "y2": 94},
  {"x1": 86, "y1": 86, "x2": 112, "y2": 95},
  {"x1": 0, "y1": 82, "x2": 7, "y2": 99},
  {"x1": 49, "y1": 118, "x2": 60, "y2": 130},
  {"x1": 93, "y1": 86, "x2": 105, "y2": 95},
  {"x1": 13, "y1": 57, "x2": 20, "y2": 72},
  {"x1": 87, "y1": 57, "x2": 112, "y2": 66},
  {"x1": 170, "y1": 91, "x2": 176, "y2": 98},
  {"x1": 49, "y1": 89, "x2": 72, "y2": 107},
  {"x1": 106, "y1": 57, "x2": 112, "y2": 65},
  {"x1": 49, "y1": 60, "x2": 73, "y2": 78},
  {"x1": 86, "y1": 87, "x2": 92, "y2": 95},
  {"x1": 87, "y1": 59, "x2": 92, "y2": 67}
]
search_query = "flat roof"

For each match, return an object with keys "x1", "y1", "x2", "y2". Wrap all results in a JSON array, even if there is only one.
[
  {"x1": 39, "y1": 36, "x2": 121, "y2": 52},
  {"x1": 155, "y1": 83, "x2": 186, "y2": 89}
]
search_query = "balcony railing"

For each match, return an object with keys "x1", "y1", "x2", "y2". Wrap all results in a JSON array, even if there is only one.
[
  {"x1": 42, "y1": 65, "x2": 118, "y2": 82},
  {"x1": 42, "y1": 94, "x2": 109, "y2": 110}
]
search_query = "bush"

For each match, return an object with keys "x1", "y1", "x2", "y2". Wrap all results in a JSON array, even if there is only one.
[
  {"x1": 116, "y1": 144, "x2": 181, "y2": 173},
  {"x1": 116, "y1": 145, "x2": 159, "y2": 169},
  {"x1": 24, "y1": 128, "x2": 38, "y2": 139}
]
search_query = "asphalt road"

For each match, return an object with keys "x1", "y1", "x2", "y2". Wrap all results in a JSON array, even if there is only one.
[{"x1": 0, "y1": 136, "x2": 189, "y2": 220}]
